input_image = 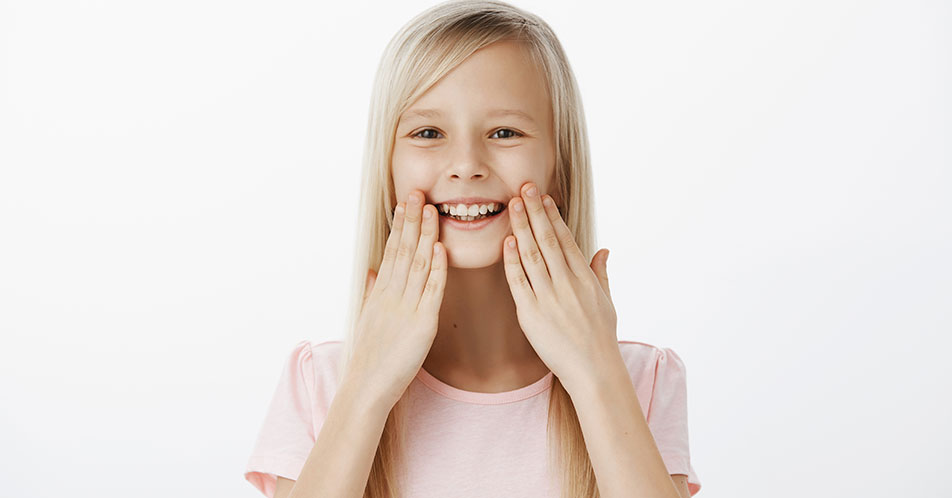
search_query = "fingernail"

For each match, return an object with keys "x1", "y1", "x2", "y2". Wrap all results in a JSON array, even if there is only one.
[
  {"x1": 410, "y1": 192, "x2": 421, "y2": 205},
  {"x1": 513, "y1": 199, "x2": 524, "y2": 212},
  {"x1": 395, "y1": 203, "x2": 405, "y2": 215},
  {"x1": 543, "y1": 195, "x2": 554, "y2": 208},
  {"x1": 423, "y1": 206, "x2": 432, "y2": 219},
  {"x1": 525, "y1": 185, "x2": 537, "y2": 197}
]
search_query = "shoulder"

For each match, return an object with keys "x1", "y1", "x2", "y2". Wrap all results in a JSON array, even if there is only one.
[
  {"x1": 280, "y1": 339, "x2": 346, "y2": 400},
  {"x1": 615, "y1": 340, "x2": 688, "y2": 400},
  {"x1": 307, "y1": 339, "x2": 344, "y2": 363},
  {"x1": 616, "y1": 339, "x2": 664, "y2": 363},
  {"x1": 298, "y1": 338, "x2": 345, "y2": 370},
  {"x1": 285, "y1": 338, "x2": 343, "y2": 363},
  {"x1": 616, "y1": 339, "x2": 684, "y2": 374}
]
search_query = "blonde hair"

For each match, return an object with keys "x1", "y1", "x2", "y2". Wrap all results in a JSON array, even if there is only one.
[{"x1": 336, "y1": 1, "x2": 599, "y2": 496}]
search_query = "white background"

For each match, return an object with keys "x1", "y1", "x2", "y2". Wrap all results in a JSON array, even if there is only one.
[{"x1": 1, "y1": 0, "x2": 949, "y2": 496}]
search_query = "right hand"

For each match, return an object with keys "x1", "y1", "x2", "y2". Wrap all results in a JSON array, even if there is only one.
[{"x1": 345, "y1": 189, "x2": 447, "y2": 409}]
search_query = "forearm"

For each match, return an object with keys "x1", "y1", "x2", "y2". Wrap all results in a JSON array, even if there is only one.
[
  {"x1": 566, "y1": 355, "x2": 681, "y2": 498},
  {"x1": 288, "y1": 376, "x2": 393, "y2": 498}
]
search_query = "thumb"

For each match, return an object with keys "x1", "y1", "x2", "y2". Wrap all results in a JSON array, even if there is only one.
[
  {"x1": 589, "y1": 248, "x2": 611, "y2": 299},
  {"x1": 363, "y1": 268, "x2": 378, "y2": 306}
]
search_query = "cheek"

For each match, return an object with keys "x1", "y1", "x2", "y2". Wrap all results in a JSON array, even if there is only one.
[
  {"x1": 498, "y1": 165, "x2": 555, "y2": 196},
  {"x1": 497, "y1": 145, "x2": 553, "y2": 176},
  {"x1": 391, "y1": 159, "x2": 433, "y2": 198}
]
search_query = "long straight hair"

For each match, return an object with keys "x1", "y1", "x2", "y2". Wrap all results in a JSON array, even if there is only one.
[{"x1": 335, "y1": 1, "x2": 599, "y2": 496}]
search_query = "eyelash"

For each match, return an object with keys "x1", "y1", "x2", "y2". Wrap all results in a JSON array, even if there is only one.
[{"x1": 411, "y1": 128, "x2": 524, "y2": 140}]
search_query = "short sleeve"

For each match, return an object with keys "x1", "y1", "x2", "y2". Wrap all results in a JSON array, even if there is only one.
[
  {"x1": 646, "y1": 347, "x2": 702, "y2": 496},
  {"x1": 243, "y1": 340, "x2": 318, "y2": 497}
]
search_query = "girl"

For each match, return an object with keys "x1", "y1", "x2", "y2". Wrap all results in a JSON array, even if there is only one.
[{"x1": 244, "y1": 1, "x2": 701, "y2": 497}]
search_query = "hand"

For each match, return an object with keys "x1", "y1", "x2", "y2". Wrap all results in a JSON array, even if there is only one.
[
  {"x1": 502, "y1": 182, "x2": 619, "y2": 392},
  {"x1": 347, "y1": 190, "x2": 447, "y2": 409}
]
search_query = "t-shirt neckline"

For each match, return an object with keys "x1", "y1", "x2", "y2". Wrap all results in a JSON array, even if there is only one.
[{"x1": 415, "y1": 366, "x2": 554, "y2": 405}]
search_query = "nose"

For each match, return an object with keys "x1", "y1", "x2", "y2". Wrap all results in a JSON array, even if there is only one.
[{"x1": 446, "y1": 135, "x2": 489, "y2": 181}]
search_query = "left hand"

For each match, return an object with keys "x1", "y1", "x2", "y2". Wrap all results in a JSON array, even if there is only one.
[{"x1": 502, "y1": 181, "x2": 620, "y2": 390}]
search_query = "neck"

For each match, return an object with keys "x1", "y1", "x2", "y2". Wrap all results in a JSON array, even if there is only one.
[{"x1": 423, "y1": 260, "x2": 547, "y2": 382}]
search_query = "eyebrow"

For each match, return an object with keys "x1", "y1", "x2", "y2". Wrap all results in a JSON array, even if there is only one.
[{"x1": 400, "y1": 108, "x2": 537, "y2": 124}]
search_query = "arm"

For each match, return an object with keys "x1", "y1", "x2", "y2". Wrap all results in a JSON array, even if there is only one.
[
  {"x1": 563, "y1": 354, "x2": 683, "y2": 498},
  {"x1": 492, "y1": 184, "x2": 696, "y2": 496},
  {"x1": 274, "y1": 477, "x2": 295, "y2": 498},
  {"x1": 278, "y1": 194, "x2": 446, "y2": 497},
  {"x1": 283, "y1": 375, "x2": 393, "y2": 498},
  {"x1": 671, "y1": 474, "x2": 692, "y2": 498}
]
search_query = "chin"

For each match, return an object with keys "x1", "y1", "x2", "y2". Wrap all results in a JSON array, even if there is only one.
[
  {"x1": 443, "y1": 243, "x2": 504, "y2": 269},
  {"x1": 438, "y1": 213, "x2": 511, "y2": 269}
]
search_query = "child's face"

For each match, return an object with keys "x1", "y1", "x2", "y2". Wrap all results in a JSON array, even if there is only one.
[{"x1": 391, "y1": 40, "x2": 557, "y2": 269}]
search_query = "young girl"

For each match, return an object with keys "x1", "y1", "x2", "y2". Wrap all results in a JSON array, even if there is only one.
[{"x1": 244, "y1": 1, "x2": 700, "y2": 497}]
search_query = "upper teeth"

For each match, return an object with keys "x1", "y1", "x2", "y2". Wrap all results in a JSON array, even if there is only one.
[{"x1": 439, "y1": 202, "x2": 500, "y2": 216}]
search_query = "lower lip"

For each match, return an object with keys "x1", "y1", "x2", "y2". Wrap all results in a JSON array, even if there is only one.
[{"x1": 438, "y1": 208, "x2": 507, "y2": 231}]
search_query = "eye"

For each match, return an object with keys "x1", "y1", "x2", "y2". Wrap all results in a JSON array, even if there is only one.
[
  {"x1": 410, "y1": 128, "x2": 525, "y2": 140},
  {"x1": 412, "y1": 128, "x2": 443, "y2": 139},
  {"x1": 491, "y1": 128, "x2": 523, "y2": 139}
]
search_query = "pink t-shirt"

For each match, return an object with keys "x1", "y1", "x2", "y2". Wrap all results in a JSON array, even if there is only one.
[{"x1": 244, "y1": 339, "x2": 702, "y2": 497}]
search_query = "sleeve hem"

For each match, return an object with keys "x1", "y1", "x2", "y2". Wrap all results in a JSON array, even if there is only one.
[
  {"x1": 659, "y1": 452, "x2": 702, "y2": 496},
  {"x1": 244, "y1": 454, "x2": 308, "y2": 498}
]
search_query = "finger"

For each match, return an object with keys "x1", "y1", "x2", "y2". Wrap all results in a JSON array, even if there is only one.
[
  {"x1": 502, "y1": 235, "x2": 536, "y2": 306},
  {"x1": 508, "y1": 196, "x2": 553, "y2": 297},
  {"x1": 363, "y1": 268, "x2": 378, "y2": 306},
  {"x1": 590, "y1": 248, "x2": 612, "y2": 300},
  {"x1": 541, "y1": 194, "x2": 590, "y2": 277},
  {"x1": 404, "y1": 203, "x2": 439, "y2": 303},
  {"x1": 374, "y1": 202, "x2": 405, "y2": 289},
  {"x1": 519, "y1": 183, "x2": 571, "y2": 283},
  {"x1": 418, "y1": 241, "x2": 447, "y2": 314},
  {"x1": 388, "y1": 190, "x2": 424, "y2": 295}
]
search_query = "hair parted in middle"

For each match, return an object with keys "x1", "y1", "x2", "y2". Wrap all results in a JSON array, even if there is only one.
[{"x1": 337, "y1": 1, "x2": 600, "y2": 496}]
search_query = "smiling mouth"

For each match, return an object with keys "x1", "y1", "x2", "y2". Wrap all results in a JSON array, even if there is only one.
[{"x1": 436, "y1": 202, "x2": 506, "y2": 221}]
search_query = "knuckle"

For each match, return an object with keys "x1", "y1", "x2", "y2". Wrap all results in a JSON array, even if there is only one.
[
  {"x1": 526, "y1": 247, "x2": 544, "y2": 265},
  {"x1": 382, "y1": 243, "x2": 397, "y2": 262},
  {"x1": 558, "y1": 231, "x2": 575, "y2": 247},
  {"x1": 411, "y1": 252, "x2": 427, "y2": 272},
  {"x1": 542, "y1": 231, "x2": 560, "y2": 249},
  {"x1": 515, "y1": 272, "x2": 529, "y2": 287},
  {"x1": 397, "y1": 242, "x2": 414, "y2": 260},
  {"x1": 424, "y1": 278, "x2": 440, "y2": 295}
]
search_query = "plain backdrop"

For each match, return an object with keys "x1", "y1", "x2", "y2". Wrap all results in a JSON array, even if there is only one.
[{"x1": 1, "y1": 0, "x2": 949, "y2": 496}]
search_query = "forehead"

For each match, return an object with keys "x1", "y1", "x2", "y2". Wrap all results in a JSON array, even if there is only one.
[
  {"x1": 399, "y1": 40, "x2": 552, "y2": 126},
  {"x1": 401, "y1": 107, "x2": 539, "y2": 125}
]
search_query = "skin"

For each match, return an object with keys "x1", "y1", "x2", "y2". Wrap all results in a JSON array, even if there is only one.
[
  {"x1": 500, "y1": 180, "x2": 687, "y2": 497},
  {"x1": 387, "y1": 39, "x2": 691, "y2": 498},
  {"x1": 391, "y1": 39, "x2": 559, "y2": 391},
  {"x1": 272, "y1": 39, "x2": 694, "y2": 498}
]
